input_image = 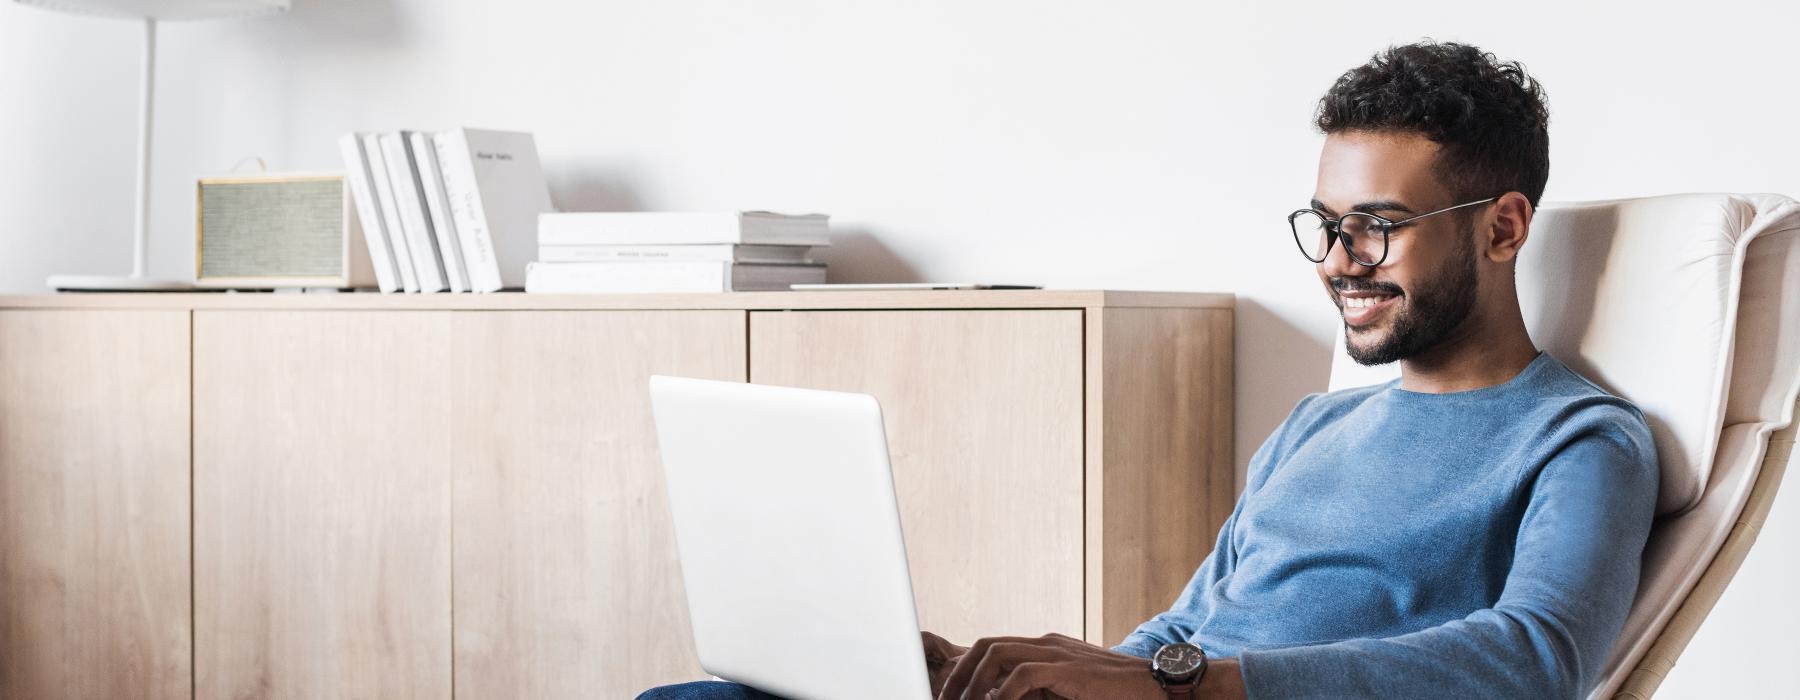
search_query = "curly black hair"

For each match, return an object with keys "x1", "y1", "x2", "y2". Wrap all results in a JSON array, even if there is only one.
[{"x1": 1316, "y1": 41, "x2": 1550, "y2": 207}]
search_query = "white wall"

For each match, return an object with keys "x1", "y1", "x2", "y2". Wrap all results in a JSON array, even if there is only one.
[{"x1": 2, "y1": 0, "x2": 1795, "y2": 694}]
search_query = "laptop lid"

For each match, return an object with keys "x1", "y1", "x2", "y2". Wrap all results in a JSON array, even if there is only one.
[{"x1": 649, "y1": 375, "x2": 932, "y2": 700}]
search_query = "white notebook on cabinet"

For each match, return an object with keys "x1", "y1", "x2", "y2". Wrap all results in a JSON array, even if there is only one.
[
  {"x1": 379, "y1": 132, "x2": 448, "y2": 293},
  {"x1": 410, "y1": 131, "x2": 470, "y2": 293},
  {"x1": 336, "y1": 133, "x2": 401, "y2": 293},
  {"x1": 361, "y1": 133, "x2": 420, "y2": 292}
]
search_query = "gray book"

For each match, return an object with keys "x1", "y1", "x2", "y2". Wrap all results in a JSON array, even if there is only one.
[{"x1": 433, "y1": 128, "x2": 555, "y2": 293}]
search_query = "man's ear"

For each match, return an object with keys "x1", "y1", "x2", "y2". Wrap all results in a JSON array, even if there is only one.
[{"x1": 1485, "y1": 192, "x2": 1533, "y2": 264}]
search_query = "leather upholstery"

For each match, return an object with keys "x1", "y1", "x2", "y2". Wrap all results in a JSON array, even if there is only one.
[{"x1": 1323, "y1": 193, "x2": 1800, "y2": 698}]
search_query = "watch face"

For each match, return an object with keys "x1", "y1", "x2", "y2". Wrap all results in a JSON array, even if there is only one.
[{"x1": 1153, "y1": 643, "x2": 1205, "y2": 677}]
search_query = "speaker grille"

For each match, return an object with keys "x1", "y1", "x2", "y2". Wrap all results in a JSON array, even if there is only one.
[{"x1": 199, "y1": 178, "x2": 344, "y2": 278}]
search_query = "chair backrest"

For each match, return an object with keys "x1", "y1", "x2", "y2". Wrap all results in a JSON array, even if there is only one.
[{"x1": 1325, "y1": 193, "x2": 1800, "y2": 698}]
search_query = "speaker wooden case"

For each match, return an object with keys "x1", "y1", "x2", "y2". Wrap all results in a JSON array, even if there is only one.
[{"x1": 195, "y1": 172, "x2": 375, "y2": 289}]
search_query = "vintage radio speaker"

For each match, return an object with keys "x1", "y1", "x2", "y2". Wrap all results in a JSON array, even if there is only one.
[{"x1": 195, "y1": 172, "x2": 375, "y2": 289}]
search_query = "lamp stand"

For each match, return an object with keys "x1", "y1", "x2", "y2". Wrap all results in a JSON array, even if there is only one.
[{"x1": 48, "y1": 17, "x2": 195, "y2": 292}]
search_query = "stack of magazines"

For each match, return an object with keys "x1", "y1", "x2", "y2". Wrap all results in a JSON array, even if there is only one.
[
  {"x1": 338, "y1": 128, "x2": 553, "y2": 293},
  {"x1": 525, "y1": 211, "x2": 829, "y2": 293}
]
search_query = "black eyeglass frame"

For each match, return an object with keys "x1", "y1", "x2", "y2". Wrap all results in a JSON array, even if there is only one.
[{"x1": 1289, "y1": 196, "x2": 1500, "y2": 267}]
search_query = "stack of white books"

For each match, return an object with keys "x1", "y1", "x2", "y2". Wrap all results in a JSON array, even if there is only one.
[
  {"x1": 526, "y1": 212, "x2": 830, "y2": 293},
  {"x1": 338, "y1": 128, "x2": 554, "y2": 293}
]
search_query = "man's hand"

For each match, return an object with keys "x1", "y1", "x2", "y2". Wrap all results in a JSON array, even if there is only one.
[
  {"x1": 934, "y1": 632, "x2": 1165, "y2": 700},
  {"x1": 922, "y1": 630, "x2": 970, "y2": 696}
]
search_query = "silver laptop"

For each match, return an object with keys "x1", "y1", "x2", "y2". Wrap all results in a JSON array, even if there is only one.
[{"x1": 649, "y1": 376, "x2": 934, "y2": 700}]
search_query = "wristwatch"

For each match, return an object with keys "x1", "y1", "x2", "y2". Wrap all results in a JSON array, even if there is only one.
[{"x1": 1150, "y1": 642, "x2": 1207, "y2": 699}]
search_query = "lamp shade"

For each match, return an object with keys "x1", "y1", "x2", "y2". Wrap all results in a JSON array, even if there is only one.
[{"x1": 14, "y1": 0, "x2": 288, "y2": 20}]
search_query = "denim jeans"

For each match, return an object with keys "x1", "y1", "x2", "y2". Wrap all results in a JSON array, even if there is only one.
[{"x1": 636, "y1": 680, "x2": 786, "y2": 700}]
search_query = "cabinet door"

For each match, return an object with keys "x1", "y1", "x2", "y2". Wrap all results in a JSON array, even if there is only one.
[
  {"x1": 193, "y1": 311, "x2": 453, "y2": 699},
  {"x1": 0, "y1": 310, "x2": 192, "y2": 700},
  {"x1": 749, "y1": 310, "x2": 1085, "y2": 643},
  {"x1": 451, "y1": 311, "x2": 746, "y2": 699}
]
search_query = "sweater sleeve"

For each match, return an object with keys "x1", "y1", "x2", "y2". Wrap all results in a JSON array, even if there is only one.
[{"x1": 1236, "y1": 424, "x2": 1659, "y2": 699}]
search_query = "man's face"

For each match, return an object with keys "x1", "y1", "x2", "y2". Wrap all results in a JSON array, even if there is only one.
[{"x1": 1313, "y1": 131, "x2": 1483, "y2": 366}]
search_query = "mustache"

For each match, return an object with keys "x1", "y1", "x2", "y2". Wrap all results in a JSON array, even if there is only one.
[{"x1": 1331, "y1": 278, "x2": 1405, "y2": 296}]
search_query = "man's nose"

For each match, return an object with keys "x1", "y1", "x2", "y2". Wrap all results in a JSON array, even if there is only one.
[{"x1": 1320, "y1": 235, "x2": 1374, "y2": 278}]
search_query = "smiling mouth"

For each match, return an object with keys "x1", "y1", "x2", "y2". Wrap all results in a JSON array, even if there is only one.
[
  {"x1": 1344, "y1": 294, "x2": 1394, "y2": 307},
  {"x1": 1339, "y1": 292, "x2": 1401, "y2": 327}
]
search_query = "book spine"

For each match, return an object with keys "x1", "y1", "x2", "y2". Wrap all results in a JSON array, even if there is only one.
[
  {"x1": 381, "y1": 132, "x2": 447, "y2": 293},
  {"x1": 741, "y1": 213, "x2": 833, "y2": 246},
  {"x1": 524, "y1": 260, "x2": 731, "y2": 294},
  {"x1": 434, "y1": 131, "x2": 502, "y2": 293},
  {"x1": 362, "y1": 134, "x2": 420, "y2": 292},
  {"x1": 337, "y1": 133, "x2": 400, "y2": 293},
  {"x1": 411, "y1": 131, "x2": 469, "y2": 293},
  {"x1": 535, "y1": 244, "x2": 815, "y2": 264}
]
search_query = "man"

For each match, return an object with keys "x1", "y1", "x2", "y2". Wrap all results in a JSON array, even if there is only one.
[{"x1": 643, "y1": 40, "x2": 1658, "y2": 700}]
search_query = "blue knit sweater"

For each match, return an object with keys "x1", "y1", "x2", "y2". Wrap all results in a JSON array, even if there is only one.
[{"x1": 1113, "y1": 352, "x2": 1659, "y2": 699}]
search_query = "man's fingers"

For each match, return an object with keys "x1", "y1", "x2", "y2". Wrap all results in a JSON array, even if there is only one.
[
  {"x1": 990, "y1": 662, "x2": 1074, "y2": 700},
  {"x1": 936, "y1": 636, "x2": 1031, "y2": 700},
  {"x1": 927, "y1": 657, "x2": 961, "y2": 697},
  {"x1": 921, "y1": 631, "x2": 967, "y2": 665},
  {"x1": 963, "y1": 642, "x2": 1061, "y2": 698},
  {"x1": 922, "y1": 631, "x2": 953, "y2": 695}
]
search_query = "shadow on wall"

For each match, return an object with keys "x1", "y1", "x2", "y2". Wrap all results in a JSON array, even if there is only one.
[
  {"x1": 546, "y1": 162, "x2": 648, "y2": 213},
  {"x1": 1233, "y1": 298, "x2": 1334, "y2": 486},
  {"x1": 817, "y1": 230, "x2": 923, "y2": 284}
]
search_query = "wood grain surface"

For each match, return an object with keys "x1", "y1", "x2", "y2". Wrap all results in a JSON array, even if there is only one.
[
  {"x1": 0, "y1": 310, "x2": 193, "y2": 700},
  {"x1": 450, "y1": 310, "x2": 745, "y2": 699},
  {"x1": 193, "y1": 311, "x2": 454, "y2": 699},
  {"x1": 749, "y1": 309, "x2": 1087, "y2": 645},
  {"x1": 1084, "y1": 307, "x2": 1236, "y2": 646}
]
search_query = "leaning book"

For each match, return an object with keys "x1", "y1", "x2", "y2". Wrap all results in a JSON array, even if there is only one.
[
  {"x1": 336, "y1": 133, "x2": 402, "y2": 293},
  {"x1": 378, "y1": 131, "x2": 449, "y2": 293},
  {"x1": 361, "y1": 133, "x2": 420, "y2": 292},
  {"x1": 434, "y1": 128, "x2": 555, "y2": 292}
]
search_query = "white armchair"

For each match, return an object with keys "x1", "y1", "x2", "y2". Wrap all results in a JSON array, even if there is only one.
[{"x1": 1325, "y1": 193, "x2": 1800, "y2": 698}]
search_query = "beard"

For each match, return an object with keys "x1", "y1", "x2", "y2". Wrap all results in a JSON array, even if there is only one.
[{"x1": 1341, "y1": 228, "x2": 1480, "y2": 366}]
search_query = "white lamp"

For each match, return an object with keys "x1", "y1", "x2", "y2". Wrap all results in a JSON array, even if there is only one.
[{"x1": 17, "y1": 0, "x2": 290, "y2": 291}]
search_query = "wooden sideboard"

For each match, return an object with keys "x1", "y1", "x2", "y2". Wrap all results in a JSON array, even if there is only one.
[{"x1": 0, "y1": 290, "x2": 1234, "y2": 699}]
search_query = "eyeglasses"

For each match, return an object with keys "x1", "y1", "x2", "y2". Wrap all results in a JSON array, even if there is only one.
[{"x1": 1289, "y1": 197, "x2": 1498, "y2": 267}]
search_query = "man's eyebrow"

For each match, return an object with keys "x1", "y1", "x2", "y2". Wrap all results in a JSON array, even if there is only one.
[
  {"x1": 1309, "y1": 199, "x2": 1417, "y2": 216},
  {"x1": 1351, "y1": 200, "x2": 1416, "y2": 215}
]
